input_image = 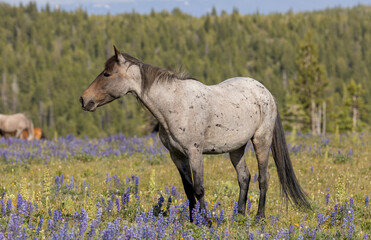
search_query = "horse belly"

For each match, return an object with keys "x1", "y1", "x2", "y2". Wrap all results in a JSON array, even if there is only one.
[{"x1": 203, "y1": 112, "x2": 259, "y2": 154}]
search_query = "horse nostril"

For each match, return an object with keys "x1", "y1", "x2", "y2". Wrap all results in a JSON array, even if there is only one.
[
  {"x1": 86, "y1": 100, "x2": 95, "y2": 110},
  {"x1": 80, "y1": 97, "x2": 84, "y2": 107}
]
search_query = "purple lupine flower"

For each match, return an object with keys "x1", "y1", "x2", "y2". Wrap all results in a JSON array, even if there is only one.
[
  {"x1": 249, "y1": 232, "x2": 254, "y2": 240},
  {"x1": 323, "y1": 191, "x2": 329, "y2": 205},
  {"x1": 28, "y1": 203, "x2": 33, "y2": 221},
  {"x1": 36, "y1": 216, "x2": 44, "y2": 234},
  {"x1": 6, "y1": 199, "x2": 12, "y2": 215},
  {"x1": 7, "y1": 214, "x2": 23, "y2": 239},
  {"x1": 48, "y1": 207, "x2": 52, "y2": 217},
  {"x1": 366, "y1": 195, "x2": 369, "y2": 208},
  {"x1": 231, "y1": 201, "x2": 238, "y2": 226},
  {"x1": 246, "y1": 217, "x2": 250, "y2": 231},
  {"x1": 115, "y1": 198, "x2": 120, "y2": 213},
  {"x1": 16, "y1": 194, "x2": 23, "y2": 215},
  {"x1": 217, "y1": 209, "x2": 224, "y2": 227},
  {"x1": 310, "y1": 166, "x2": 313, "y2": 173},
  {"x1": 165, "y1": 186, "x2": 170, "y2": 195},
  {"x1": 247, "y1": 200, "x2": 251, "y2": 214},
  {"x1": 68, "y1": 176, "x2": 74, "y2": 190},
  {"x1": 253, "y1": 173, "x2": 257, "y2": 183},
  {"x1": 181, "y1": 230, "x2": 193, "y2": 240},
  {"x1": 154, "y1": 194, "x2": 165, "y2": 214},
  {"x1": 350, "y1": 197, "x2": 354, "y2": 207},
  {"x1": 1, "y1": 198, "x2": 5, "y2": 216},
  {"x1": 223, "y1": 227, "x2": 229, "y2": 239},
  {"x1": 363, "y1": 233, "x2": 368, "y2": 240},
  {"x1": 156, "y1": 213, "x2": 166, "y2": 238},
  {"x1": 121, "y1": 187, "x2": 131, "y2": 209},
  {"x1": 171, "y1": 186, "x2": 178, "y2": 196},
  {"x1": 59, "y1": 218, "x2": 69, "y2": 239},
  {"x1": 101, "y1": 220, "x2": 121, "y2": 240},
  {"x1": 169, "y1": 206, "x2": 177, "y2": 224},
  {"x1": 134, "y1": 176, "x2": 139, "y2": 195},
  {"x1": 77, "y1": 209, "x2": 88, "y2": 237},
  {"x1": 20, "y1": 228, "x2": 27, "y2": 240},
  {"x1": 107, "y1": 199, "x2": 113, "y2": 215},
  {"x1": 179, "y1": 201, "x2": 188, "y2": 222},
  {"x1": 347, "y1": 223, "x2": 355, "y2": 238},
  {"x1": 0, "y1": 232, "x2": 5, "y2": 240},
  {"x1": 60, "y1": 173, "x2": 64, "y2": 185},
  {"x1": 87, "y1": 208, "x2": 102, "y2": 240}
]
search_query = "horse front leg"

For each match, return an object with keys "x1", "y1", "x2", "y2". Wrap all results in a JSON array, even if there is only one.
[
  {"x1": 15, "y1": 128, "x2": 24, "y2": 139},
  {"x1": 169, "y1": 151, "x2": 196, "y2": 222},
  {"x1": 188, "y1": 147, "x2": 206, "y2": 214}
]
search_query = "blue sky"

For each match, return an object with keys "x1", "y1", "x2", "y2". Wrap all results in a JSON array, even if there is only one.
[{"x1": 2, "y1": 0, "x2": 371, "y2": 16}]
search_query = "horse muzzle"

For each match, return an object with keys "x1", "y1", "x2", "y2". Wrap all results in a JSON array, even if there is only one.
[{"x1": 80, "y1": 96, "x2": 97, "y2": 112}]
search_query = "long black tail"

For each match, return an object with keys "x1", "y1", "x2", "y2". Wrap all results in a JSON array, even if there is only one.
[{"x1": 271, "y1": 110, "x2": 311, "y2": 210}]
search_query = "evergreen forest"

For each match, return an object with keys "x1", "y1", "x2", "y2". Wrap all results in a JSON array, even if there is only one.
[{"x1": 0, "y1": 2, "x2": 370, "y2": 138}]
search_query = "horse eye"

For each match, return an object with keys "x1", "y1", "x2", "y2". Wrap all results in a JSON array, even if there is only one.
[{"x1": 103, "y1": 72, "x2": 110, "y2": 77}]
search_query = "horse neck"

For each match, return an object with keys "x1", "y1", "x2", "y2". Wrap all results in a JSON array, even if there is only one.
[{"x1": 137, "y1": 80, "x2": 179, "y2": 130}]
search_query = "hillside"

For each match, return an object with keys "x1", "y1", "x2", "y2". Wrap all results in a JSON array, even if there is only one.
[{"x1": 0, "y1": 3, "x2": 370, "y2": 137}]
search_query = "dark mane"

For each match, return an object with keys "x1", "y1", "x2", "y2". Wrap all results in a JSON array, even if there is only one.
[{"x1": 105, "y1": 53, "x2": 193, "y2": 94}]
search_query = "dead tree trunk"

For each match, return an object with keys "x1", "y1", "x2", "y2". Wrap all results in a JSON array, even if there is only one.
[
  {"x1": 352, "y1": 96, "x2": 358, "y2": 132},
  {"x1": 311, "y1": 99, "x2": 316, "y2": 135},
  {"x1": 322, "y1": 101, "x2": 326, "y2": 135}
]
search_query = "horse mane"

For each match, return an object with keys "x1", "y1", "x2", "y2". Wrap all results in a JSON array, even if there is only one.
[{"x1": 105, "y1": 53, "x2": 193, "y2": 94}]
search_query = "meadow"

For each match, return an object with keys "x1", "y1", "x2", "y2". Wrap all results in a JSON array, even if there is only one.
[{"x1": 0, "y1": 132, "x2": 369, "y2": 239}]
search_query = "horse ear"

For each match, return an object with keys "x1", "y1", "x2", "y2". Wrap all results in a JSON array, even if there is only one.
[{"x1": 113, "y1": 45, "x2": 125, "y2": 63}]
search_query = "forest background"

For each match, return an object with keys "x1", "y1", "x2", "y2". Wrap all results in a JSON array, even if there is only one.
[{"x1": 0, "y1": 2, "x2": 370, "y2": 138}]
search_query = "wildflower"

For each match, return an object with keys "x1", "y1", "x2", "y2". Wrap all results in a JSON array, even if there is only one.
[
  {"x1": 171, "y1": 186, "x2": 178, "y2": 196},
  {"x1": 6, "y1": 199, "x2": 12, "y2": 215},
  {"x1": 247, "y1": 200, "x2": 251, "y2": 214},
  {"x1": 249, "y1": 232, "x2": 254, "y2": 240},
  {"x1": 217, "y1": 209, "x2": 224, "y2": 227},
  {"x1": 325, "y1": 193, "x2": 330, "y2": 205},
  {"x1": 231, "y1": 201, "x2": 238, "y2": 226},
  {"x1": 366, "y1": 195, "x2": 369, "y2": 208},
  {"x1": 1, "y1": 198, "x2": 5, "y2": 216}
]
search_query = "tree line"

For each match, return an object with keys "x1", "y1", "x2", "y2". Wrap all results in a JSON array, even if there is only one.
[{"x1": 0, "y1": 2, "x2": 369, "y2": 138}]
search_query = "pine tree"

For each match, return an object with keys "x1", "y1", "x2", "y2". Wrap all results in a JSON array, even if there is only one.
[{"x1": 294, "y1": 31, "x2": 328, "y2": 135}]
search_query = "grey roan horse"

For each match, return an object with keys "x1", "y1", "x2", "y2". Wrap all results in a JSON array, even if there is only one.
[{"x1": 80, "y1": 46, "x2": 311, "y2": 221}]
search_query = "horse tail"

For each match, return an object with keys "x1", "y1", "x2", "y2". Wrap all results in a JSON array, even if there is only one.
[
  {"x1": 28, "y1": 120, "x2": 35, "y2": 140},
  {"x1": 271, "y1": 110, "x2": 311, "y2": 210}
]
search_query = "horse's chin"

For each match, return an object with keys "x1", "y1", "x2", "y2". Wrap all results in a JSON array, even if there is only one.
[{"x1": 82, "y1": 104, "x2": 98, "y2": 112}]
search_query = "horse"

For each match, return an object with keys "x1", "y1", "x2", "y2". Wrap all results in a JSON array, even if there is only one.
[
  {"x1": 80, "y1": 46, "x2": 311, "y2": 221},
  {"x1": 0, "y1": 113, "x2": 34, "y2": 140},
  {"x1": 21, "y1": 127, "x2": 45, "y2": 140}
]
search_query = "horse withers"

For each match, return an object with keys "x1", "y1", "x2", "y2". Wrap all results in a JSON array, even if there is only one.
[
  {"x1": 0, "y1": 113, "x2": 34, "y2": 140},
  {"x1": 80, "y1": 46, "x2": 311, "y2": 221}
]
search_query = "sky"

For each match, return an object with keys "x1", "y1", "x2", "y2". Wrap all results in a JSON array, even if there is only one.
[{"x1": 2, "y1": 0, "x2": 371, "y2": 16}]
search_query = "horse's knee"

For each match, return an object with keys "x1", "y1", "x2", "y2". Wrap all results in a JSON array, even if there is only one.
[
  {"x1": 194, "y1": 185, "x2": 205, "y2": 200},
  {"x1": 238, "y1": 173, "x2": 251, "y2": 190}
]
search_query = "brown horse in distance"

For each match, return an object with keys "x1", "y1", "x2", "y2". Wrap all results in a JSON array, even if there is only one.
[
  {"x1": 21, "y1": 127, "x2": 45, "y2": 140},
  {"x1": 0, "y1": 127, "x2": 45, "y2": 140}
]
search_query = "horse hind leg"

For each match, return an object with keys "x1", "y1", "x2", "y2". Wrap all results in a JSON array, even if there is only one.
[
  {"x1": 229, "y1": 144, "x2": 250, "y2": 215},
  {"x1": 252, "y1": 128, "x2": 273, "y2": 220}
]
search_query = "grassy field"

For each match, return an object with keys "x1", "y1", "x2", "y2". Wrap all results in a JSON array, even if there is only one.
[{"x1": 0, "y1": 132, "x2": 369, "y2": 239}]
